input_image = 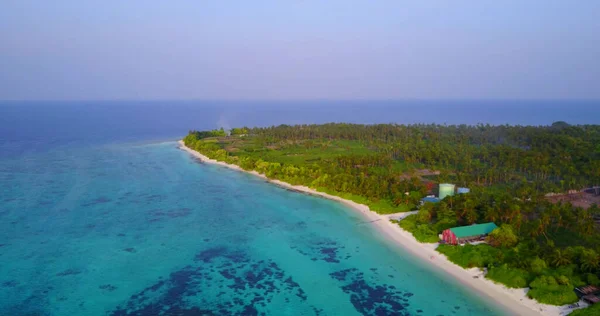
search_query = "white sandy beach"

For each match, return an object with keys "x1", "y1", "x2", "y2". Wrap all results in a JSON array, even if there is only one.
[{"x1": 179, "y1": 140, "x2": 581, "y2": 316}]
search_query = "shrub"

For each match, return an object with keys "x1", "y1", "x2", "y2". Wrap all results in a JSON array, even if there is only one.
[
  {"x1": 486, "y1": 264, "x2": 532, "y2": 288},
  {"x1": 570, "y1": 303, "x2": 600, "y2": 316},
  {"x1": 530, "y1": 257, "x2": 548, "y2": 275},
  {"x1": 587, "y1": 273, "x2": 600, "y2": 286},
  {"x1": 556, "y1": 275, "x2": 570, "y2": 285},
  {"x1": 416, "y1": 207, "x2": 432, "y2": 223},
  {"x1": 553, "y1": 264, "x2": 577, "y2": 276},
  {"x1": 547, "y1": 264, "x2": 586, "y2": 288},
  {"x1": 437, "y1": 244, "x2": 502, "y2": 269},
  {"x1": 528, "y1": 275, "x2": 578, "y2": 305},
  {"x1": 487, "y1": 224, "x2": 518, "y2": 248},
  {"x1": 396, "y1": 215, "x2": 439, "y2": 243},
  {"x1": 432, "y1": 219, "x2": 457, "y2": 233},
  {"x1": 529, "y1": 275, "x2": 557, "y2": 288}
]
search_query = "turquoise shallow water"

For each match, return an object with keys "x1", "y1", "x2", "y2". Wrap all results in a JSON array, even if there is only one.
[{"x1": 0, "y1": 140, "x2": 506, "y2": 315}]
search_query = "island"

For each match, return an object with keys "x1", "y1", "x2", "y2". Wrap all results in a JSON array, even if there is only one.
[{"x1": 181, "y1": 122, "x2": 600, "y2": 315}]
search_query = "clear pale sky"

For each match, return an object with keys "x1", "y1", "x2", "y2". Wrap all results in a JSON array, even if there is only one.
[{"x1": 1, "y1": 1, "x2": 599, "y2": 100}]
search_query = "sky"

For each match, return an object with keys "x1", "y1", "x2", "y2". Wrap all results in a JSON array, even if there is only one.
[{"x1": 1, "y1": 1, "x2": 599, "y2": 101}]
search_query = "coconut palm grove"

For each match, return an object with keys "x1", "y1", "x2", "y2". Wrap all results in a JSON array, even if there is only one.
[{"x1": 184, "y1": 122, "x2": 600, "y2": 313}]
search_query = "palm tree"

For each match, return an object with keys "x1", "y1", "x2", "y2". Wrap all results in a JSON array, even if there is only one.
[
  {"x1": 550, "y1": 249, "x2": 572, "y2": 267},
  {"x1": 533, "y1": 212, "x2": 552, "y2": 241},
  {"x1": 580, "y1": 250, "x2": 600, "y2": 273},
  {"x1": 484, "y1": 206, "x2": 499, "y2": 222},
  {"x1": 510, "y1": 248, "x2": 530, "y2": 269},
  {"x1": 465, "y1": 208, "x2": 478, "y2": 225}
]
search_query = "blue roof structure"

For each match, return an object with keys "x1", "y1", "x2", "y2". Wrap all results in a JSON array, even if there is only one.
[
  {"x1": 457, "y1": 187, "x2": 470, "y2": 194},
  {"x1": 421, "y1": 197, "x2": 440, "y2": 203}
]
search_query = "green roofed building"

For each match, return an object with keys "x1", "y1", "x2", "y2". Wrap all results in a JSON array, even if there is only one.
[{"x1": 441, "y1": 222, "x2": 498, "y2": 245}]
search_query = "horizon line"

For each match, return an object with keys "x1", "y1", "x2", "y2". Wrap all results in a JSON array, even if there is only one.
[{"x1": 1, "y1": 98, "x2": 600, "y2": 103}]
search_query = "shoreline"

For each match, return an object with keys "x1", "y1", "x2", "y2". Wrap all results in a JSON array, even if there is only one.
[{"x1": 178, "y1": 140, "x2": 569, "y2": 316}]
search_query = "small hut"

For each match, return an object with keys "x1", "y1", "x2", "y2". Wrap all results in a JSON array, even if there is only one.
[
  {"x1": 441, "y1": 222, "x2": 498, "y2": 245},
  {"x1": 583, "y1": 294, "x2": 600, "y2": 305},
  {"x1": 575, "y1": 285, "x2": 600, "y2": 305}
]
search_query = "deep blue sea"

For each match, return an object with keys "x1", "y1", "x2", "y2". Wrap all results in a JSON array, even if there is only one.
[{"x1": 0, "y1": 100, "x2": 598, "y2": 315}]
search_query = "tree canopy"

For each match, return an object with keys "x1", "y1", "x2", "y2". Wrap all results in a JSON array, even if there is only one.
[
  {"x1": 184, "y1": 122, "x2": 600, "y2": 309},
  {"x1": 487, "y1": 224, "x2": 518, "y2": 248}
]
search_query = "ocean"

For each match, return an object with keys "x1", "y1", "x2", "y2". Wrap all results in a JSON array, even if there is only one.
[{"x1": 1, "y1": 100, "x2": 597, "y2": 315}]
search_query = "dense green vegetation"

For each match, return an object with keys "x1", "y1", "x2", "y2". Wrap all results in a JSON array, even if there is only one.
[
  {"x1": 186, "y1": 122, "x2": 600, "y2": 198},
  {"x1": 571, "y1": 303, "x2": 600, "y2": 315},
  {"x1": 184, "y1": 123, "x2": 600, "y2": 309},
  {"x1": 437, "y1": 244, "x2": 504, "y2": 269},
  {"x1": 184, "y1": 128, "x2": 428, "y2": 214},
  {"x1": 191, "y1": 128, "x2": 228, "y2": 139},
  {"x1": 394, "y1": 215, "x2": 438, "y2": 243},
  {"x1": 416, "y1": 192, "x2": 599, "y2": 305}
]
